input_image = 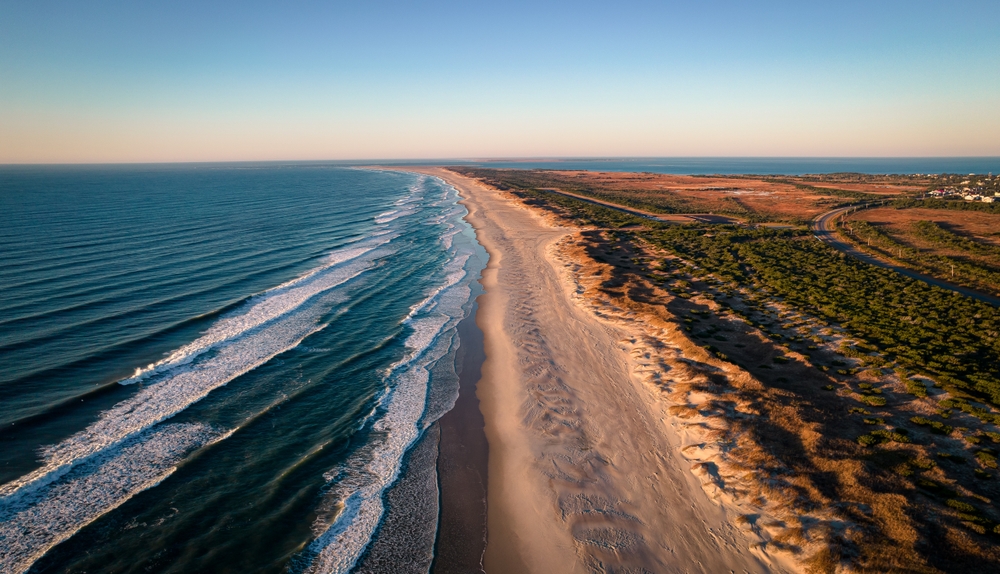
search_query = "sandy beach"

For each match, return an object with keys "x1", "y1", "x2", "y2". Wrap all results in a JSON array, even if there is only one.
[{"x1": 404, "y1": 167, "x2": 792, "y2": 573}]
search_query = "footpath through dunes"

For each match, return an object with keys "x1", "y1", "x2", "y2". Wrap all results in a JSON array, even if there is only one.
[{"x1": 406, "y1": 168, "x2": 788, "y2": 573}]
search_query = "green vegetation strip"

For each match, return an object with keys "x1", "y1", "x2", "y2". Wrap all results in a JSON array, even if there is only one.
[
  {"x1": 842, "y1": 219, "x2": 1000, "y2": 294},
  {"x1": 453, "y1": 167, "x2": 764, "y2": 221},
  {"x1": 505, "y1": 185, "x2": 1000, "y2": 409},
  {"x1": 911, "y1": 220, "x2": 1000, "y2": 260},
  {"x1": 891, "y1": 198, "x2": 1000, "y2": 214}
]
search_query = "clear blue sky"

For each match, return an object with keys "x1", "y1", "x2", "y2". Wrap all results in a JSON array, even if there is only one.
[{"x1": 2, "y1": 0, "x2": 998, "y2": 162}]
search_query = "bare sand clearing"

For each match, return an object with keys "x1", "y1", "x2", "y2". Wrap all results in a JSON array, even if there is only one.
[{"x1": 405, "y1": 168, "x2": 792, "y2": 573}]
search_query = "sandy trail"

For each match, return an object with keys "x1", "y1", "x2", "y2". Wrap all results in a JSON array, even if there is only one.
[{"x1": 406, "y1": 168, "x2": 787, "y2": 574}]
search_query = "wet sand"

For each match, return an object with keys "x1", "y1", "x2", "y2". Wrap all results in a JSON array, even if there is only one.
[
  {"x1": 432, "y1": 303, "x2": 488, "y2": 573},
  {"x1": 404, "y1": 167, "x2": 791, "y2": 573}
]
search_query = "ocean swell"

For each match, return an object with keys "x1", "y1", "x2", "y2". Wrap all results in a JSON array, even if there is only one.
[{"x1": 291, "y1": 177, "x2": 479, "y2": 574}]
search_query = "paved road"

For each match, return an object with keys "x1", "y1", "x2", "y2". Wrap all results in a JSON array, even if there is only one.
[
  {"x1": 812, "y1": 205, "x2": 1000, "y2": 306},
  {"x1": 539, "y1": 188, "x2": 739, "y2": 224}
]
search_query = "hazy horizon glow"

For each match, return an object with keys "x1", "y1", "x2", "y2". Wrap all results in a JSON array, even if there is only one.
[{"x1": 2, "y1": 1, "x2": 999, "y2": 163}]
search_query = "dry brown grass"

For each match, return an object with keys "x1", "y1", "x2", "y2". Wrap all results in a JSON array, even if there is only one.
[
  {"x1": 538, "y1": 216, "x2": 1000, "y2": 572},
  {"x1": 850, "y1": 207, "x2": 1000, "y2": 251},
  {"x1": 537, "y1": 170, "x2": 923, "y2": 222}
]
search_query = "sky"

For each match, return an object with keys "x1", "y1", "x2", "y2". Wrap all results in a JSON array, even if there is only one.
[{"x1": 1, "y1": 0, "x2": 999, "y2": 163}]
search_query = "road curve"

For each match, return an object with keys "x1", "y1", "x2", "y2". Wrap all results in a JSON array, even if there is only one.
[{"x1": 811, "y1": 206, "x2": 1000, "y2": 307}]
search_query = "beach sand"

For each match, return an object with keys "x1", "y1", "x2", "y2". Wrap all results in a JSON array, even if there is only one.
[{"x1": 406, "y1": 167, "x2": 791, "y2": 573}]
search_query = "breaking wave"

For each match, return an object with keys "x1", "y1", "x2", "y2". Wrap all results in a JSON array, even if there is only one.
[
  {"x1": 0, "y1": 169, "x2": 481, "y2": 574},
  {"x1": 0, "y1": 423, "x2": 228, "y2": 574},
  {"x1": 291, "y1": 178, "x2": 477, "y2": 574},
  {"x1": 120, "y1": 241, "x2": 387, "y2": 387}
]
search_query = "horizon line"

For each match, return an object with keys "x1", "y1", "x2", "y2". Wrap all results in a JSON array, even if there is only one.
[{"x1": 3, "y1": 155, "x2": 1000, "y2": 168}]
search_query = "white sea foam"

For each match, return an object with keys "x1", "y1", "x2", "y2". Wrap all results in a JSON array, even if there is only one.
[
  {"x1": 298, "y1": 316, "x2": 453, "y2": 574},
  {"x1": 0, "y1": 250, "x2": 383, "y2": 504},
  {"x1": 296, "y1": 246, "x2": 475, "y2": 574},
  {"x1": 440, "y1": 226, "x2": 462, "y2": 250},
  {"x1": 373, "y1": 210, "x2": 400, "y2": 224},
  {"x1": 392, "y1": 178, "x2": 426, "y2": 207},
  {"x1": 0, "y1": 170, "x2": 473, "y2": 574},
  {"x1": 403, "y1": 253, "x2": 471, "y2": 323},
  {"x1": 0, "y1": 423, "x2": 226, "y2": 574},
  {"x1": 121, "y1": 239, "x2": 389, "y2": 386}
]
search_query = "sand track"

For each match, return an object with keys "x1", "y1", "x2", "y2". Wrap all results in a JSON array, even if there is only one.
[{"x1": 405, "y1": 168, "x2": 789, "y2": 573}]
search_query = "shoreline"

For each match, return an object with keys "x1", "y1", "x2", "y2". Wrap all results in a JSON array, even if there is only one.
[
  {"x1": 403, "y1": 167, "x2": 792, "y2": 573},
  {"x1": 431, "y1": 301, "x2": 489, "y2": 573}
]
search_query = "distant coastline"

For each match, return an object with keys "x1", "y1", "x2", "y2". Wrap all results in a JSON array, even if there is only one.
[{"x1": 4, "y1": 157, "x2": 999, "y2": 176}]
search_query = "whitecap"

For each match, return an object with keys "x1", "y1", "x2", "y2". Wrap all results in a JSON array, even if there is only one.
[{"x1": 0, "y1": 423, "x2": 226, "y2": 574}]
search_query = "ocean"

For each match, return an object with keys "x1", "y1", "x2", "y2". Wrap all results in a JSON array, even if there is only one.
[{"x1": 0, "y1": 164, "x2": 486, "y2": 574}]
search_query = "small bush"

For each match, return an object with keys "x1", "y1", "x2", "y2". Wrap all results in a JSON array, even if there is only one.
[
  {"x1": 858, "y1": 430, "x2": 910, "y2": 446},
  {"x1": 976, "y1": 451, "x2": 999, "y2": 469},
  {"x1": 875, "y1": 429, "x2": 911, "y2": 443},
  {"x1": 861, "y1": 395, "x2": 888, "y2": 407},
  {"x1": 910, "y1": 416, "x2": 953, "y2": 435},
  {"x1": 946, "y1": 499, "x2": 977, "y2": 514},
  {"x1": 857, "y1": 434, "x2": 879, "y2": 447},
  {"x1": 905, "y1": 379, "x2": 929, "y2": 397}
]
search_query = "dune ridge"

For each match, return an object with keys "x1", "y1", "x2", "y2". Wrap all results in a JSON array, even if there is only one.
[{"x1": 405, "y1": 167, "x2": 794, "y2": 573}]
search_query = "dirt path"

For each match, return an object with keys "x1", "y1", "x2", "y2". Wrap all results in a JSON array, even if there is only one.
[{"x1": 404, "y1": 167, "x2": 787, "y2": 573}]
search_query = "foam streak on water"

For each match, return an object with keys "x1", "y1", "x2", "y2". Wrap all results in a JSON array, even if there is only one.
[
  {"x1": 293, "y1": 198, "x2": 476, "y2": 573},
  {"x1": 0, "y1": 423, "x2": 226, "y2": 574},
  {"x1": 0, "y1": 245, "x2": 387, "y2": 510},
  {"x1": 121, "y1": 240, "x2": 386, "y2": 386},
  {"x1": 0, "y1": 167, "x2": 484, "y2": 573}
]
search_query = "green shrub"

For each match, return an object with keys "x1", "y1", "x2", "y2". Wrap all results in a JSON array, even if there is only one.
[
  {"x1": 858, "y1": 429, "x2": 911, "y2": 446},
  {"x1": 861, "y1": 395, "x2": 888, "y2": 407},
  {"x1": 976, "y1": 451, "x2": 999, "y2": 468},
  {"x1": 906, "y1": 379, "x2": 929, "y2": 397},
  {"x1": 857, "y1": 434, "x2": 879, "y2": 447},
  {"x1": 946, "y1": 499, "x2": 977, "y2": 514},
  {"x1": 910, "y1": 416, "x2": 953, "y2": 435}
]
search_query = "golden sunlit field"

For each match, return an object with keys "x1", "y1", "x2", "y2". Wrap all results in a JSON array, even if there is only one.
[{"x1": 459, "y1": 168, "x2": 932, "y2": 224}]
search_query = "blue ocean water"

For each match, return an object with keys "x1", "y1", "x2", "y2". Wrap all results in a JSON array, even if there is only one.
[{"x1": 0, "y1": 164, "x2": 485, "y2": 574}]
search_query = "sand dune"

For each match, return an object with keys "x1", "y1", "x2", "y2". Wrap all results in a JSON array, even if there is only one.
[{"x1": 404, "y1": 168, "x2": 794, "y2": 573}]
